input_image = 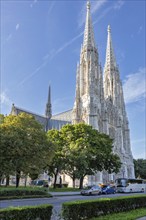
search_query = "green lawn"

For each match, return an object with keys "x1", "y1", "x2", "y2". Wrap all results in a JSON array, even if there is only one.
[
  {"x1": 0, "y1": 186, "x2": 80, "y2": 192},
  {"x1": 90, "y1": 208, "x2": 146, "y2": 220},
  {"x1": 49, "y1": 187, "x2": 80, "y2": 192}
]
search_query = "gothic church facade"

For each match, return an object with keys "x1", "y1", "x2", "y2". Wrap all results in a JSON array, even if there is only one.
[{"x1": 11, "y1": 1, "x2": 135, "y2": 184}]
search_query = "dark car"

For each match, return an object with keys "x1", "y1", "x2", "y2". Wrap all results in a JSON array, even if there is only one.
[
  {"x1": 30, "y1": 180, "x2": 48, "y2": 187},
  {"x1": 102, "y1": 185, "x2": 116, "y2": 194},
  {"x1": 81, "y1": 185, "x2": 102, "y2": 195}
]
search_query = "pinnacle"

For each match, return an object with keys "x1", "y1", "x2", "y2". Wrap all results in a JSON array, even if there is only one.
[
  {"x1": 87, "y1": 1, "x2": 90, "y2": 10},
  {"x1": 83, "y1": 1, "x2": 96, "y2": 48},
  {"x1": 107, "y1": 25, "x2": 111, "y2": 33}
]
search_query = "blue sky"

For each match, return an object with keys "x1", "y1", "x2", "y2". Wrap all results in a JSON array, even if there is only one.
[{"x1": 1, "y1": 0, "x2": 146, "y2": 159}]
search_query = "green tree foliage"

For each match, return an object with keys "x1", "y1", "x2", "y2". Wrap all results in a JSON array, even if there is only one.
[
  {"x1": 134, "y1": 159, "x2": 146, "y2": 179},
  {"x1": 47, "y1": 123, "x2": 121, "y2": 188},
  {"x1": 0, "y1": 113, "x2": 53, "y2": 187},
  {"x1": 46, "y1": 129, "x2": 65, "y2": 188},
  {"x1": 60, "y1": 124, "x2": 121, "y2": 188}
]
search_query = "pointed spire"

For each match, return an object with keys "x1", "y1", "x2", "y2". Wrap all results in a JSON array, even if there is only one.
[
  {"x1": 105, "y1": 25, "x2": 116, "y2": 69},
  {"x1": 45, "y1": 85, "x2": 52, "y2": 119},
  {"x1": 83, "y1": 1, "x2": 96, "y2": 48}
]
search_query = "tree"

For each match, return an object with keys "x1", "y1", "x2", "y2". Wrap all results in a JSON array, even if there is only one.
[
  {"x1": 0, "y1": 113, "x2": 53, "y2": 187},
  {"x1": 60, "y1": 123, "x2": 121, "y2": 188},
  {"x1": 46, "y1": 129, "x2": 65, "y2": 188},
  {"x1": 134, "y1": 159, "x2": 146, "y2": 179}
]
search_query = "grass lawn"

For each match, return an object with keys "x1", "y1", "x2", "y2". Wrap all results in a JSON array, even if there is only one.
[
  {"x1": 90, "y1": 208, "x2": 146, "y2": 220},
  {"x1": 49, "y1": 187, "x2": 80, "y2": 192}
]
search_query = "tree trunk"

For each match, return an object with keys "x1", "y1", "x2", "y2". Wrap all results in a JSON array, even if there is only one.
[
  {"x1": 53, "y1": 169, "x2": 58, "y2": 189},
  {"x1": 24, "y1": 175, "x2": 27, "y2": 187},
  {"x1": 79, "y1": 176, "x2": 84, "y2": 189},
  {"x1": 72, "y1": 177, "x2": 75, "y2": 188},
  {"x1": 6, "y1": 176, "x2": 10, "y2": 187},
  {"x1": 16, "y1": 171, "x2": 21, "y2": 188}
]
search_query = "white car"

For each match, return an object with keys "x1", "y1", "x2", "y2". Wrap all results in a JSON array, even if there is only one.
[{"x1": 81, "y1": 185, "x2": 102, "y2": 195}]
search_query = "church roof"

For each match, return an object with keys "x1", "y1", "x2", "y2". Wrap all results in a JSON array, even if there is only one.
[
  {"x1": 51, "y1": 109, "x2": 72, "y2": 122},
  {"x1": 10, "y1": 104, "x2": 72, "y2": 131}
]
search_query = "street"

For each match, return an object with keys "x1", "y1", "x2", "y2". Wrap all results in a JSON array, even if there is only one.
[{"x1": 1, "y1": 192, "x2": 145, "y2": 211}]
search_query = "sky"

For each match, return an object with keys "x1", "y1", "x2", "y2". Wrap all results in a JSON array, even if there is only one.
[{"x1": 1, "y1": 0, "x2": 146, "y2": 160}]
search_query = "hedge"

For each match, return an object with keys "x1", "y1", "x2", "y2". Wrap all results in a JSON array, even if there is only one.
[
  {"x1": 0, "y1": 188, "x2": 48, "y2": 197},
  {"x1": 62, "y1": 195, "x2": 146, "y2": 220},
  {"x1": 0, "y1": 204, "x2": 53, "y2": 220}
]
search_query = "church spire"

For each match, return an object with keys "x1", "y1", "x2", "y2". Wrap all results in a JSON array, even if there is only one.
[
  {"x1": 45, "y1": 85, "x2": 52, "y2": 119},
  {"x1": 83, "y1": 1, "x2": 96, "y2": 48},
  {"x1": 105, "y1": 25, "x2": 117, "y2": 69}
]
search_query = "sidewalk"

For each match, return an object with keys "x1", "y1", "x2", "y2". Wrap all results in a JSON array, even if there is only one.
[
  {"x1": 50, "y1": 191, "x2": 80, "y2": 197},
  {"x1": 136, "y1": 217, "x2": 146, "y2": 220}
]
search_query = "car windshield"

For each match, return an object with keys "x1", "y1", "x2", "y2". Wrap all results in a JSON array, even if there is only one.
[
  {"x1": 83, "y1": 186, "x2": 94, "y2": 190},
  {"x1": 102, "y1": 185, "x2": 108, "y2": 189},
  {"x1": 37, "y1": 180, "x2": 44, "y2": 186}
]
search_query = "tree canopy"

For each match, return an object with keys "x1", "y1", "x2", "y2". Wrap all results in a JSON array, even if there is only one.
[
  {"x1": 0, "y1": 113, "x2": 53, "y2": 187},
  {"x1": 47, "y1": 123, "x2": 121, "y2": 188},
  {"x1": 134, "y1": 159, "x2": 146, "y2": 179}
]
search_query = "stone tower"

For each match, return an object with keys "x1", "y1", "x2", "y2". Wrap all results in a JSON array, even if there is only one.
[
  {"x1": 104, "y1": 25, "x2": 135, "y2": 179},
  {"x1": 72, "y1": 1, "x2": 135, "y2": 183},
  {"x1": 72, "y1": 1, "x2": 104, "y2": 132}
]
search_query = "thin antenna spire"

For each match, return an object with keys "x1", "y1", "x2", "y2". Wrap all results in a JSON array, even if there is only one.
[{"x1": 45, "y1": 85, "x2": 52, "y2": 119}]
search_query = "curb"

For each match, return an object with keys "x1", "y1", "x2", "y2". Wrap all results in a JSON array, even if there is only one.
[{"x1": 50, "y1": 193, "x2": 80, "y2": 197}]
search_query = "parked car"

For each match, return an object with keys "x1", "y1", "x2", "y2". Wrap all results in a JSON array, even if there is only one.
[
  {"x1": 30, "y1": 180, "x2": 49, "y2": 187},
  {"x1": 102, "y1": 185, "x2": 116, "y2": 194},
  {"x1": 81, "y1": 185, "x2": 102, "y2": 195}
]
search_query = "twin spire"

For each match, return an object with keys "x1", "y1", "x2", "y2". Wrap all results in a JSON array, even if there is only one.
[
  {"x1": 83, "y1": 1, "x2": 116, "y2": 70},
  {"x1": 83, "y1": 1, "x2": 96, "y2": 48},
  {"x1": 105, "y1": 25, "x2": 117, "y2": 69}
]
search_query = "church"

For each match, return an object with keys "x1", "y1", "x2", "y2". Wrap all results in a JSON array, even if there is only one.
[{"x1": 11, "y1": 1, "x2": 135, "y2": 185}]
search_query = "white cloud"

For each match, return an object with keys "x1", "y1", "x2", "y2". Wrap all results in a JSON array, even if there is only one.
[
  {"x1": 91, "y1": 0, "x2": 108, "y2": 14},
  {"x1": 16, "y1": 23, "x2": 20, "y2": 31},
  {"x1": 0, "y1": 91, "x2": 12, "y2": 107},
  {"x1": 78, "y1": 0, "x2": 107, "y2": 28},
  {"x1": 48, "y1": 1, "x2": 55, "y2": 15},
  {"x1": 51, "y1": 32, "x2": 83, "y2": 60},
  {"x1": 30, "y1": 0, "x2": 38, "y2": 8},
  {"x1": 18, "y1": 51, "x2": 56, "y2": 86},
  {"x1": 123, "y1": 67, "x2": 146, "y2": 104},
  {"x1": 43, "y1": 0, "x2": 125, "y2": 61},
  {"x1": 18, "y1": 61, "x2": 47, "y2": 86},
  {"x1": 6, "y1": 34, "x2": 12, "y2": 42},
  {"x1": 93, "y1": 1, "x2": 124, "y2": 25},
  {"x1": 138, "y1": 25, "x2": 143, "y2": 34},
  {"x1": 114, "y1": 0, "x2": 125, "y2": 10}
]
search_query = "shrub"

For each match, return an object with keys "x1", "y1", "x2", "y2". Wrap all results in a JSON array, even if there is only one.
[
  {"x1": 62, "y1": 195, "x2": 146, "y2": 220},
  {"x1": 0, "y1": 204, "x2": 53, "y2": 220},
  {"x1": 0, "y1": 188, "x2": 48, "y2": 197}
]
